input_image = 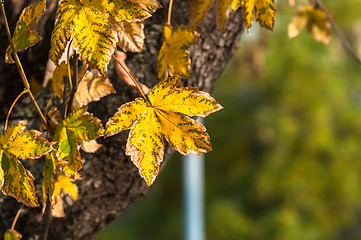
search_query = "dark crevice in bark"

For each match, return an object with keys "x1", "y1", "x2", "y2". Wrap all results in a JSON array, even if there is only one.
[{"x1": 0, "y1": 0, "x2": 244, "y2": 239}]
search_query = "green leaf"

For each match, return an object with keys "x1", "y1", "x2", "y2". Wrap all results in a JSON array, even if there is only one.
[
  {"x1": 4, "y1": 230, "x2": 22, "y2": 240},
  {"x1": 157, "y1": 25, "x2": 199, "y2": 80},
  {"x1": 5, "y1": 0, "x2": 46, "y2": 64},
  {"x1": 53, "y1": 107, "x2": 104, "y2": 175},
  {"x1": 106, "y1": 76, "x2": 222, "y2": 186},
  {"x1": 0, "y1": 122, "x2": 51, "y2": 207}
]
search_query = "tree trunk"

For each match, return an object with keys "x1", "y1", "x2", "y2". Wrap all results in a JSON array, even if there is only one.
[{"x1": 0, "y1": 0, "x2": 244, "y2": 239}]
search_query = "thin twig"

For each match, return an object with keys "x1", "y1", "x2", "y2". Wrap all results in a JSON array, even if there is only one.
[
  {"x1": 0, "y1": 2, "x2": 53, "y2": 135},
  {"x1": 112, "y1": 54, "x2": 151, "y2": 105},
  {"x1": 167, "y1": 0, "x2": 174, "y2": 25},
  {"x1": 41, "y1": 197, "x2": 52, "y2": 240},
  {"x1": 11, "y1": 205, "x2": 23, "y2": 230},
  {"x1": 312, "y1": 0, "x2": 361, "y2": 66},
  {"x1": 67, "y1": 55, "x2": 79, "y2": 115},
  {"x1": 5, "y1": 90, "x2": 28, "y2": 130}
]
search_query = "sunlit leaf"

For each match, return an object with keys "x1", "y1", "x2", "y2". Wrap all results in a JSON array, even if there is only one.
[
  {"x1": 158, "y1": 25, "x2": 199, "y2": 80},
  {"x1": 106, "y1": 76, "x2": 222, "y2": 186},
  {"x1": 5, "y1": 0, "x2": 46, "y2": 64},
  {"x1": 4, "y1": 230, "x2": 22, "y2": 240},
  {"x1": 53, "y1": 107, "x2": 104, "y2": 175},
  {"x1": 288, "y1": 5, "x2": 331, "y2": 44},
  {"x1": 53, "y1": 174, "x2": 78, "y2": 201},
  {"x1": 242, "y1": 0, "x2": 277, "y2": 31},
  {"x1": 0, "y1": 122, "x2": 51, "y2": 207},
  {"x1": 74, "y1": 69, "x2": 115, "y2": 109},
  {"x1": 50, "y1": 0, "x2": 160, "y2": 74}
]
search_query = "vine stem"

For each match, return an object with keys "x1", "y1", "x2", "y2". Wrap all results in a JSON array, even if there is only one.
[
  {"x1": 0, "y1": 2, "x2": 52, "y2": 134},
  {"x1": 111, "y1": 54, "x2": 151, "y2": 105},
  {"x1": 5, "y1": 89, "x2": 28, "y2": 131},
  {"x1": 311, "y1": 0, "x2": 361, "y2": 66},
  {"x1": 11, "y1": 205, "x2": 23, "y2": 230},
  {"x1": 167, "y1": 0, "x2": 174, "y2": 25}
]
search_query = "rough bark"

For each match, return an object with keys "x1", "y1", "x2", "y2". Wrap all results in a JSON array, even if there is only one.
[{"x1": 0, "y1": 0, "x2": 244, "y2": 239}]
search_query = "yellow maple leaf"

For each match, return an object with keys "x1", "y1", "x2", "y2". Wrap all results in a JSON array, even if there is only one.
[
  {"x1": 157, "y1": 25, "x2": 199, "y2": 80},
  {"x1": 0, "y1": 122, "x2": 51, "y2": 207},
  {"x1": 50, "y1": 0, "x2": 160, "y2": 75},
  {"x1": 288, "y1": 5, "x2": 331, "y2": 44},
  {"x1": 105, "y1": 76, "x2": 222, "y2": 186},
  {"x1": 242, "y1": 0, "x2": 277, "y2": 31},
  {"x1": 5, "y1": 0, "x2": 46, "y2": 64}
]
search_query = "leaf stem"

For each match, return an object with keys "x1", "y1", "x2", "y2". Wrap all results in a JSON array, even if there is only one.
[
  {"x1": 11, "y1": 205, "x2": 23, "y2": 231},
  {"x1": 167, "y1": 0, "x2": 174, "y2": 25},
  {"x1": 0, "y1": 2, "x2": 52, "y2": 134},
  {"x1": 112, "y1": 54, "x2": 151, "y2": 105},
  {"x1": 5, "y1": 89, "x2": 28, "y2": 131},
  {"x1": 311, "y1": 0, "x2": 361, "y2": 66},
  {"x1": 41, "y1": 197, "x2": 52, "y2": 240}
]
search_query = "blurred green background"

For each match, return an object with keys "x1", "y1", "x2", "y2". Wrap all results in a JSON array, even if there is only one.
[{"x1": 94, "y1": 1, "x2": 361, "y2": 239}]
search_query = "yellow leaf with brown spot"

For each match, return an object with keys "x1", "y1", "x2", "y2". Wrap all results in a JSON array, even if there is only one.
[
  {"x1": 0, "y1": 122, "x2": 51, "y2": 207},
  {"x1": 105, "y1": 76, "x2": 222, "y2": 186},
  {"x1": 242, "y1": 0, "x2": 277, "y2": 31},
  {"x1": 5, "y1": 0, "x2": 46, "y2": 64},
  {"x1": 158, "y1": 25, "x2": 199, "y2": 80},
  {"x1": 50, "y1": 0, "x2": 160, "y2": 74}
]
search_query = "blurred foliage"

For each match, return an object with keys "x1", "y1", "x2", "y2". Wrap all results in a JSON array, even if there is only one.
[{"x1": 94, "y1": 1, "x2": 361, "y2": 239}]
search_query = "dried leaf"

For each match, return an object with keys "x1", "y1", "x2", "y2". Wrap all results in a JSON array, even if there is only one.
[
  {"x1": 80, "y1": 140, "x2": 102, "y2": 153},
  {"x1": 74, "y1": 70, "x2": 115, "y2": 109},
  {"x1": 105, "y1": 76, "x2": 222, "y2": 186},
  {"x1": 52, "y1": 62, "x2": 70, "y2": 99},
  {"x1": 115, "y1": 21, "x2": 145, "y2": 52}
]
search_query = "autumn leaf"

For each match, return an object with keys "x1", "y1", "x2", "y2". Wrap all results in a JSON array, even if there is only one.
[
  {"x1": 189, "y1": 0, "x2": 213, "y2": 28},
  {"x1": 242, "y1": 0, "x2": 277, "y2": 31},
  {"x1": 53, "y1": 107, "x2": 104, "y2": 175},
  {"x1": 115, "y1": 21, "x2": 145, "y2": 52},
  {"x1": 106, "y1": 76, "x2": 222, "y2": 186},
  {"x1": 4, "y1": 230, "x2": 22, "y2": 240},
  {"x1": 288, "y1": 5, "x2": 331, "y2": 44},
  {"x1": 73, "y1": 69, "x2": 115, "y2": 109},
  {"x1": 53, "y1": 174, "x2": 78, "y2": 201},
  {"x1": 5, "y1": 0, "x2": 46, "y2": 64},
  {"x1": 42, "y1": 151, "x2": 58, "y2": 203},
  {"x1": 158, "y1": 25, "x2": 199, "y2": 80},
  {"x1": 50, "y1": 0, "x2": 160, "y2": 75},
  {"x1": 52, "y1": 62, "x2": 70, "y2": 98},
  {"x1": 0, "y1": 122, "x2": 51, "y2": 207}
]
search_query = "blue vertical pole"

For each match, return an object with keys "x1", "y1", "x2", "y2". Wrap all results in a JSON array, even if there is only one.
[{"x1": 183, "y1": 118, "x2": 205, "y2": 240}]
